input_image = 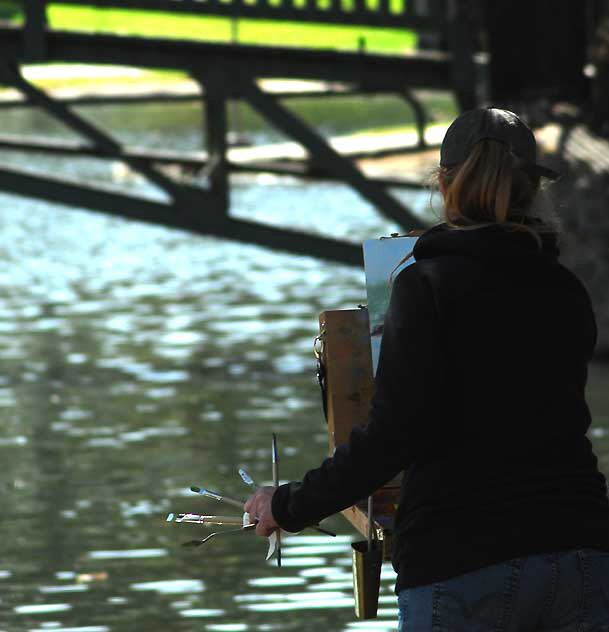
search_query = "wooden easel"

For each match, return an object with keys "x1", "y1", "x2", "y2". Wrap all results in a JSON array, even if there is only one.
[{"x1": 318, "y1": 307, "x2": 400, "y2": 560}]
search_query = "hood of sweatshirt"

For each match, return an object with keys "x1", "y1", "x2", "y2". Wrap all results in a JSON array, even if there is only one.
[{"x1": 413, "y1": 223, "x2": 559, "y2": 262}]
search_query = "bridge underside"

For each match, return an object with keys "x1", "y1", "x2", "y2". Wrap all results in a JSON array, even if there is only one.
[
  {"x1": 0, "y1": 27, "x2": 469, "y2": 265},
  {"x1": 1, "y1": 27, "x2": 454, "y2": 85}
]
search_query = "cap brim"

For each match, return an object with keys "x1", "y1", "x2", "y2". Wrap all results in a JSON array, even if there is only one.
[{"x1": 532, "y1": 164, "x2": 561, "y2": 181}]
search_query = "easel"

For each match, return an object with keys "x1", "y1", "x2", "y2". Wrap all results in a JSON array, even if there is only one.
[{"x1": 317, "y1": 307, "x2": 400, "y2": 561}]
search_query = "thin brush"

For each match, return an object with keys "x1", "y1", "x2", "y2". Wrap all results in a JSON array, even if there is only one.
[{"x1": 190, "y1": 486, "x2": 244, "y2": 509}]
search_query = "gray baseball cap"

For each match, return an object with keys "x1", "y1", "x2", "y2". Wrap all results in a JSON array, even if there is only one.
[{"x1": 440, "y1": 108, "x2": 560, "y2": 180}]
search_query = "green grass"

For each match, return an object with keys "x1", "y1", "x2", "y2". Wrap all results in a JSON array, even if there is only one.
[{"x1": 42, "y1": 3, "x2": 416, "y2": 54}]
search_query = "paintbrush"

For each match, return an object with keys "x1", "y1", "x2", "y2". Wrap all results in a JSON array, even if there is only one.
[
  {"x1": 189, "y1": 486, "x2": 245, "y2": 509},
  {"x1": 166, "y1": 512, "x2": 244, "y2": 526},
  {"x1": 238, "y1": 467, "x2": 337, "y2": 538},
  {"x1": 272, "y1": 433, "x2": 282, "y2": 567}
]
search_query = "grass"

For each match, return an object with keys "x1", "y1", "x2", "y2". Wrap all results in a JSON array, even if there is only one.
[
  {"x1": 21, "y1": 65, "x2": 187, "y2": 90},
  {"x1": 14, "y1": 3, "x2": 417, "y2": 54}
]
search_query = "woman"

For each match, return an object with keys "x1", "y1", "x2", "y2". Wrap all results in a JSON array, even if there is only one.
[{"x1": 245, "y1": 108, "x2": 609, "y2": 630}]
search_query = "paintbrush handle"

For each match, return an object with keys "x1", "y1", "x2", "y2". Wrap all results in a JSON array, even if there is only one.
[
  {"x1": 194, "y1": 487, "x2": 245, "y2": 509},
  {"x1": 272, "y1": 433, "x2": 282, "y2": 567},
  {"x1": 215, "y1": 495, "x2": 245, "y2": 509},
  {"x1": 271, "y1": 434, "x2": 279, "y2": 487}
]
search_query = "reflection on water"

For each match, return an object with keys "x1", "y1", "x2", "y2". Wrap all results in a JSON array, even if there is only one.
[{"x1": 0, "y1": 97, "x2": 607, "y2": 632}]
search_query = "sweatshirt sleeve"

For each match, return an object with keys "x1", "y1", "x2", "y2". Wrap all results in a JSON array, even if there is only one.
[{"x1": 272, "y1": 264, "x2": 447, "y2": 533}]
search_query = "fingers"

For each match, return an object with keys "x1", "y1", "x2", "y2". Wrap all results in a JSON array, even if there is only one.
[
  {"x1": 243, "y1": 486, "x2": 279, "y2": 537},
  {"x1": 255, "y1": 511, "x2": 277, "y2": 537},
  {"x1": 244, "y1": 494, "x2": 255, "y2": 515},
  {"x1": 243, "y1": 486, "x2": 275, "y2": 516}
]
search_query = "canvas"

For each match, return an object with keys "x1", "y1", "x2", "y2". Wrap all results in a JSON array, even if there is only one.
[{"x1": 363, "y1": 236, "x2": 419, "y2": 374}]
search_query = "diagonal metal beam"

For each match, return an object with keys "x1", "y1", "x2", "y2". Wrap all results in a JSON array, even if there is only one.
[
  {"x1": 0, "y1": 60, "x2": 191, "y2": 205},
  {"x1": 241, "y1": 80, "x2": 426, "y2": 232},
  {"x1": 0, "y1": 164, "x2": 363, "y2": 267}
]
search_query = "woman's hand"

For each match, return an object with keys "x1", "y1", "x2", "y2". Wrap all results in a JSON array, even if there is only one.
[{"x1": 244, "y1": 486, "x2": 279, "y2": 537}]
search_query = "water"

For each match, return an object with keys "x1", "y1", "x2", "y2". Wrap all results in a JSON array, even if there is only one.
[{"x1": 0, "y1": 94, "x2": 607, "y2": 632}]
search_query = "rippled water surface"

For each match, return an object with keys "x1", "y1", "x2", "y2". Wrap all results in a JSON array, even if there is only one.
[{"x1": 0, "y1": 97, "x2": 607, "y2": 632}]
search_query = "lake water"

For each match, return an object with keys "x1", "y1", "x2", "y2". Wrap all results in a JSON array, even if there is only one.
[{"x1": 0, "y1": 94, "x2": 607, "y2": 632}]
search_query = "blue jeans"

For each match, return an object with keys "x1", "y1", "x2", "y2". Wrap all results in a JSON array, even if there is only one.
[{"x1": 397, "y1": 549, "x2": 609, "y2": 631}]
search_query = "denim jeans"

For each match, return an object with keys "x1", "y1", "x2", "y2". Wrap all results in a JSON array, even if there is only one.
[{"x1": 397, "y1": 549, "x2": 609, "y2": 631}]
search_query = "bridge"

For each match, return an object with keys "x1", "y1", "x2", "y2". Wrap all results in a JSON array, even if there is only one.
[{"x1": 0, "y1": 1, "x2": 482, "y2": 265}]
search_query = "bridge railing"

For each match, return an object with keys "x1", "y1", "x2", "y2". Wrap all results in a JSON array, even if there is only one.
[
  {"x1": 18, "y1": 0, "x2": 448, "y2": 57},
  {"x1": 48, "y1": 0, "x2": 447, "y2": 27},
  {"x1": 12, "y1": 0, "x2": 478, "y2": 112}
]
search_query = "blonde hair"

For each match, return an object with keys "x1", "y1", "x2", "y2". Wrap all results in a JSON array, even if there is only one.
[
  {"x1": 390, "y1": 139, "x2": 560, "y2": 282},
  {"x1": 438, "y1": 139, "x2": 560, "y2": 244}
]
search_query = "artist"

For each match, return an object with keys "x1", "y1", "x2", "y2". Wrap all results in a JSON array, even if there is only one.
[{"x1": 245, "y1": 108, "x2": 609, "y2": 630}]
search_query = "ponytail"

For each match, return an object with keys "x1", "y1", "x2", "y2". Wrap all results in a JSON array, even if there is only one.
[{"x1": 438, "y1": 139, "x2": 559, "y2": 245}]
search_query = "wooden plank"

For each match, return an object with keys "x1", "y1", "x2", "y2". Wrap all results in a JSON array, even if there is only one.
[{"x1": 319, "y1": 308, "x2": 374, "y2": 450}]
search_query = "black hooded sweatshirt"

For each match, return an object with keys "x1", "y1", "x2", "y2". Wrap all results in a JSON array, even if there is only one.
[{"x1": 272, "y1": 223, "x2": 609, "y2": 592}]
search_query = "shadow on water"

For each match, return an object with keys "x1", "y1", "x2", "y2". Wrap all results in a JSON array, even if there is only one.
[{"x1": 0, "y1": 95, "x2": 606, "y2": 631}]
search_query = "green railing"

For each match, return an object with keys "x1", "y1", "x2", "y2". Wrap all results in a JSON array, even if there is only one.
[{"x1": 30, "y1": 0, "x2": 446, "y2": 28}]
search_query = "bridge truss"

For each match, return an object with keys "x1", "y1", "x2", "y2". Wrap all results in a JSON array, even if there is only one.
[{"x1": 0, "y1": 1, "x2": 480, "y2": 265}]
